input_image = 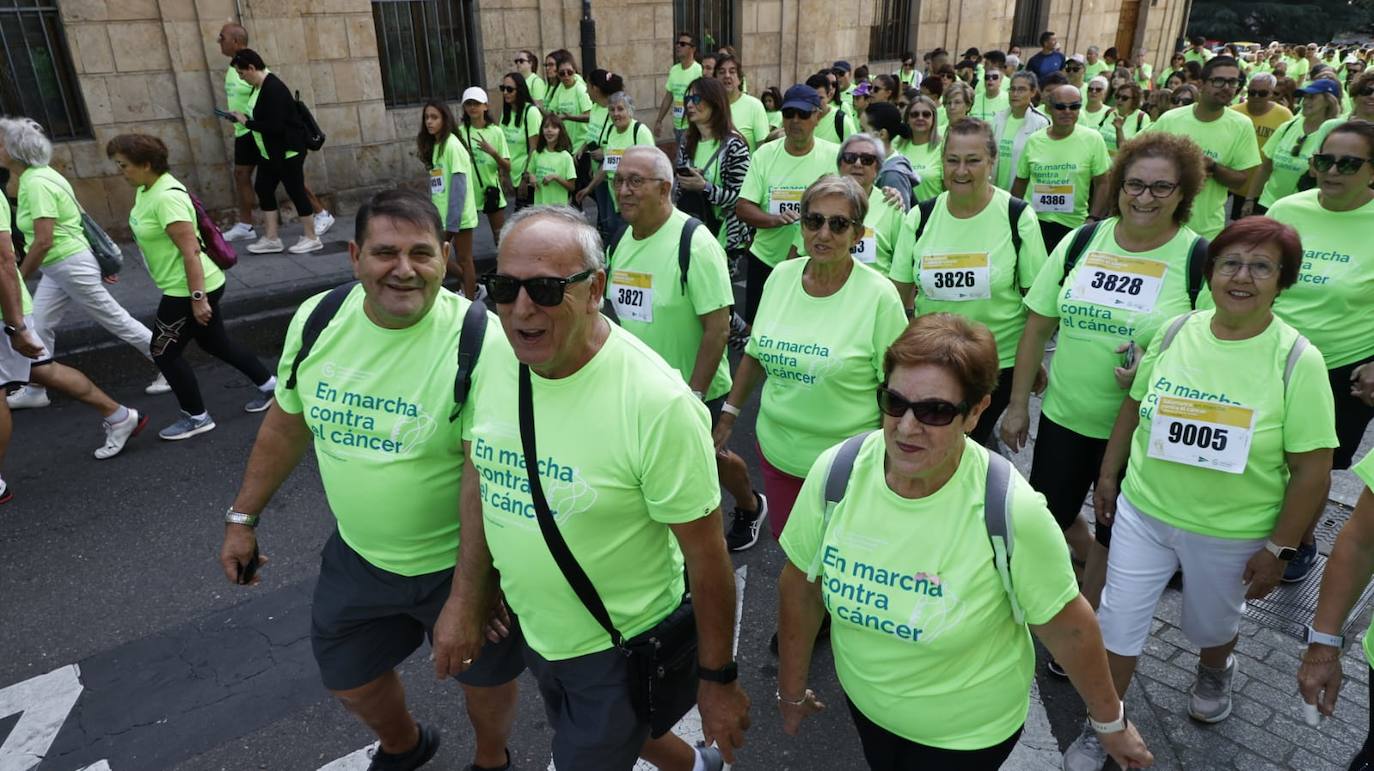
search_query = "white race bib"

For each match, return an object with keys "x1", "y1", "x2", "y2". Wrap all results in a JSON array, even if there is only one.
[
  {"x1": 609, "y1": 270, "x2": 653, "y2": 323},
  {"x1": 673, "y1": 99, "x2": 685, "y2": 121},
  {"x1": 429, "y1": 168, "x2": 445, "y2": 195},
  {"x1": 1071, "y1": 252, "x2": 1167, "y2": 313},
  {"x1": 1031, "y1": 183, "x2": 1075, "y2": 213},
  {"x1": 603, "y1": 149, "x2": 623, "y2": 173},
  {"x1": 850, "y1": 227, "x2": 877, "y2": 264},
  {"x1": 918, "y1": 253, "x2": 992, "y2": 301},
  {"x1": 769, "y1": 186, "x2": 805, "y2": 216},
  {"x1": 1147, "y1": 396, "x2": 1255, "y2": 474}
]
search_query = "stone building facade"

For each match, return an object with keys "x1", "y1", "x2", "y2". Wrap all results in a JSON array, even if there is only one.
[{"x1": 31, "y1": 0, "x2": 1188, "y2": 231}]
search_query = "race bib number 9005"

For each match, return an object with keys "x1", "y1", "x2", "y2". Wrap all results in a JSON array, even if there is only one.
[{"x1": 1147, "y1": 396, "x2": 1255, "y2": 474}]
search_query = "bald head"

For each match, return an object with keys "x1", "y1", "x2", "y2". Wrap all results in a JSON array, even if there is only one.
[{"x1": 218, "y1": 23, "x2": 247, "y2": 56}]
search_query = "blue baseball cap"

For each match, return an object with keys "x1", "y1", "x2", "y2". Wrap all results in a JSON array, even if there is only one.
[
  {"x1": 1296, "y1": 79, "x2": 1342, "y2": 99},
  {"x1": 832, "y1": 60, "x2": 853, "y2": 72},
  {"x1": 781, "y1": 84, "x2": 822, "y2": 111}
]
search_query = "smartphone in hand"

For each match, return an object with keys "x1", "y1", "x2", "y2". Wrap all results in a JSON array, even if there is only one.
[{"x1": 214, "y1": 108, "x2": 236, "y2": 122}]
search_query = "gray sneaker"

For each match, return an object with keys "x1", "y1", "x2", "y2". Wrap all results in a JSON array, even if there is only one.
[
  {"x1": 244, "y1": 389, "x2": 274, "y2": 413},
  {"x1": 696, "y1": 744, "x2": 723, "y2": 771},
  {"x1": 158, "y1": 412, "x2": 216, "y2": 441},
  {"x1": 1062, "y1": 720, "x2": 1109, "y2": 771},
  {"x1": 1189, "y1": 655, "x2": 1236, "y2": 722}
]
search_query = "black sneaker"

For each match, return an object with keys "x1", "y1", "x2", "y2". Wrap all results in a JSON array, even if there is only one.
[
  {"x1": 728, "y1": 312, "x2": 749, "y2": 353},
  {"x1": 467, "y1": 748, "x2": 511, "y2": 771},
  {"x1": 367, "y1": 723, "x2": 440, "y2": 771},
  {"x1": 1283, "y1": 541, "x2": 1319, "y2": 583},
  {"x1": 725, "y1": 492, "x2": 769, "y2": 552}
]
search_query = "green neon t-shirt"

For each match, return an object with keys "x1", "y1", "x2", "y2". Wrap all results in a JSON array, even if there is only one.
[
  {"x1": 767, "y1": 109, "x2": 782, "y2": 129},
  {"x1": 1123, "y1": 311, "x2": 1338, "y2": 539},
  {"x1": 224, "y1": 66, "x2": 253, "y2": 138},
  {"x1": 891, "y1": 189, "x2": 1049, "y2": 368},
  {"x1": 547, "y1": 79, "x2": 594, "y2": 150},
  {"x1": 129, "y1": 173, "x2": 225, "y2": 297},
  {"x1": 1258, "y1": 117, "x2": 1342, "y2": 208},
  {"x1": 971, "y1": 90, "x2": 1009, "y2": 122},
  {"x1": 605, "y1": 209, "x2": 733, "y2": 400},
  {"x1": 813, "y1": 107, "x2": 859, "y2": 145},
  {"x1": 729, "y1": 92, "x2": 772, "y2": 151},
  {"x1": 1096, "y1": 109, "x2": 1152, "y2": 154},
  {"x1": 792, "y1": 187, "x2": 904, "y2": 275},
  {"x1": 525, "y1": 72, "x2": 548, "y2": 104},
  {"x1": 779, "y1": 434, "x2": 1079, "y2": 749},
  {"x1": 276, "y1": 286, "x2": 497, "y2": 576},
  {"x1": 1353, "y1": 453, "x2": 1374, "y2": 667},
  {"x1": 1085, "y1": 60, "x2": 1112, "y2": 82},
  {"x1": 1024, "y1": 220, "x2": 1202, "y2": 438},
  {"x1": 530, "y1": 149, "x2": 575, "y2": 206},
  {"x1": 745, "y1": 259, "x2": 907, "y2": 476},
  {"x1": 602, "y1": 122, "x2": 656, "y2": 211},
  {"x1": 739, "y1": 138, "x2": 841, "y2": 267},
  {"x1": 666, "y1": 62, "x2": 704, "y2": 130},
  {"x1": 501, "y1": 103, "x2": 542, "y2": 188},
  {"x1": 462, "y1": 123, "x2": 510, "y2": 210},
  {"x1": 1266, "y1": 190, "x2": 1374, "y2": 368},
  {"x1": 586, "y1": 103, "x2": 610, "y2": 158},
  {"x1": 464, "y1": 325, "x2": 720, "y2": 660},
  {"x1": 17, "y1": 166, "x2": 89, "y2": 266},
  {"x1": 1015, "y1": 125, "x2": 1111, "y2": 228},
  {"x1": 430, "y1": 134, "x2": 477, "y2": 231},
  {"x1": 0, "y1": 197, "x2": 30, "y2": 315},
  {"x1": 1146, "y1": 106, "x2": 1260, "y2": 238},
  {"x1": 896, "y1": 138, "x2": 943, "y2": 202},
  {"x1": 995, "y1": 114, "x2": 1026, "y2": 190}
]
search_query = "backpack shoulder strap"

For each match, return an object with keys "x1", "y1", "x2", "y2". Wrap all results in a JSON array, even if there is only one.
[
  {"x1": 604, "y1": 223, "x2": 629, "y2": 271},
  {"x1": 286, "y1": 282, "x2": 357, "y2": 390},
  {"x1": 1136, "y1": 111, "x2": 1144, "y2": 132},
  {"x1": 983, "y1": 451, "x2": 1024, "y2": 624},
  {"x1": 911, "y1": 197, "x2": 939, "y2": 246},
  {"x1": 1059, "y1": 220, "x2": 1103, "y2": 285},
  {"x1": 1007, "y1": 197, "x2": 1028, "y2": 284},
  {"x1": 805, "y1": 431, "x2": 873, "y2": 581},
  {"x1": 450, "y1": 299, "x2": 489, "y2": 422},
  {"x1": 835, "y1": 108, "x2": 846, "y2": 140},
  {"x1": 678, "y1": 217, "x2": 701, "y2": 294},
  {"x1": 1186, "y1": 235, "x2": 1209, "y2": 309},
  {"x1": 1283, "y1": 334, "x2": 1310, "y2": 390},
  {"x1": 1157, "y1": 310, "x2": 1200, "y2": 354}
]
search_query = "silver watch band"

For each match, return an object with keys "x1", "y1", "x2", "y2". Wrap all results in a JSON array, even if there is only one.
[
  {"x1": 1307, "y1": 625, "x2": 1345, "y2": 649},
  {"x1": 225, "y1": 508, "x2": 259, "y2": 527},
  {"x1": 1089, "y1": 700, "x2": 1127, "y2": 733}
]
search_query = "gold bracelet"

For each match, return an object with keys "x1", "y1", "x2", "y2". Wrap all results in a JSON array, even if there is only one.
[{"x1": 776, "y1": 688, "x2": 810, "y2": 706}]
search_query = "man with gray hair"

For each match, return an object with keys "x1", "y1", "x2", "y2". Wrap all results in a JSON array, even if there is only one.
[
  {"x1": 436, "y1": 204, "x2": 750, "y2": 771},
  {"x1": 1230, "y1": 69, "x2": 1290, "y2": 220}
]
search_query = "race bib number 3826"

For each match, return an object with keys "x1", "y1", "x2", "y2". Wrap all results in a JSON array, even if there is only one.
[
  {"x1": 918, "y1": 253, "x2": 992, "y2": 301},
  {"x1": 1146, "y1": 396, "x2": 1255, "y2": 474}
]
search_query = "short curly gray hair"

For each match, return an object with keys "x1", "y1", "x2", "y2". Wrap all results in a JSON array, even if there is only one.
[{"x1": 0, "y1": 117, "x2": 52, "y2": 167}]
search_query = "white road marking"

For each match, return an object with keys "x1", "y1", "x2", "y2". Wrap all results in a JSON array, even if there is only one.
[
  {"x1": 316, "y1": 743, "x2": 377, "y2": 770},
  {"x1": 0, "y1": 664, "x2": 85, "y2": 771},
  {"x1": 74, "y1": 763, "x2": 113, "y2": 771},
  {"x1": 1003, "y1": 680, "x2": 1062, "y2": 770}
]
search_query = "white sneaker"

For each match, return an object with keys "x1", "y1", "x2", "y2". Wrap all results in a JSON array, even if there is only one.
[
  {"x1": 247, "y1": 237, "x2": 284, "y2": 254},
  {"x1": 222, "y1": 222, "x2": 257, "y2": 242},
  {"x1": 94, "y1": 408, "x2": 147, "y2": 460},
  {"x1": 288, "y1": 237, "x2": 324, "y2": 254},
  {"x1": 314, "y1": 210, "x2": 336, "y2": 236},
  {"x1": 145, "y1": 373, "x2": 171, "y2": 394},
  {"x1": 1062, "y1": 720, "x2": 1110, "y2": 771},
  {"x1": 7, "y1": 385, "x2": 50, "y2": 409}
]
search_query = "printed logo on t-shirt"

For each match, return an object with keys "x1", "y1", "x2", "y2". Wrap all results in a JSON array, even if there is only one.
[
  {"x1": 1297, "y1": 246, "x2": 1351, "y2": 286},
  {"x1": 471, "y1": 436, "x2": 598, "y2": 527},
  {"x1": 306, "y1": 373, "x2": 438, "y2": 459},
  {"x1": 752, "y1": 332, "x2": 841, "y2": 384},
  {"x1": 820, "y1": 545, "x2": 966, "y2": 644}
]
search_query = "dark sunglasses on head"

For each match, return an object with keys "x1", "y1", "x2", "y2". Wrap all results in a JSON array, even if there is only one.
[
  {"x1": 499, "y1": 85, "x2": 516, "y2": 93},
  {"x1": 1052, "y1": 101, "x2": 1083, "y2": 111},
  {"x1": 800, "y1": 213, "x2": 857, "y2": 234},
  {"x1": 876, "y1": 386, "x2": 969, "y2": 427},
  {"x1": 840, "y1": 151, "x2": 879, "y2": 166},
  {"x1": 782, "y1": 107, "x2": 814, "y2": 120},
  {"x1": 481, "y1": 269, "x2": 594, "y2": 306},
  {"x1": 1311, "y1": 153, "x2": 1373, "y2": 174}
]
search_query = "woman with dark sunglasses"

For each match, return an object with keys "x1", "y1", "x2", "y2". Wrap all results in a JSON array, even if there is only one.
[
  {"x1": 499, "y1": 72, "x2": 541, "y2": 202},
  {"x1": 775, "y1": 312, "x2": 1152, "y2": 771},
  {"x1": 715, "y1": 175, "x2": 906, "y2": 546},
  {"x1": 817, "y1": 133, "x2": 905, "y2": 274},
  {"x1": 1243, "y1": 80, "x2": 1345, "y2": 217},
  {"x1": 513, "y1": 50, "x2": 546, "y2": 105},
  {"x1": 894, "y1": 96, "x2": 944, "y2": 201},
  {"x1": 1348, "y1": 71, "x2": 1374, "y2": 122},
  {"x1": 1102, "y1": 82, "x2": 1152, "y2": 156}
]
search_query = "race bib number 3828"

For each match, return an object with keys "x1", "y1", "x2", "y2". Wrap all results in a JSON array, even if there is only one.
[
  {"x1": 1147, "y1": 396, "x2": 1255, "y2": 474},
  {"x1": 1071, "y1": 252, "x2": 1167, "y2": 313}
]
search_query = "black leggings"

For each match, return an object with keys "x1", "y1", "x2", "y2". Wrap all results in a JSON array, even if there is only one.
[
  {"x1": 744, "y1": 250, "x2": 773, "y2": 324},
  {"x1": 846, "y1": 697, "x2": 1022, "y2": 770},
  {"x1": 255, "y1": 153, "x2": 311, "y2": 216},
  {"x1": 970, "y1": 367, "x2": 1014, "y2": 449},
  {"x1": 1331, "y1": 356, "x2": 1374, "y2": 471},
  {"x1": 151, "y1": 287, "x2": 271, "y2": 415}
]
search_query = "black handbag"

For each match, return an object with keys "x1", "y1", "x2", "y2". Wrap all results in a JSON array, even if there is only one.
[
  {"x1": 517, "y1": 364, "x2": 699, "y2": 738},
  {"x1": 676, "y1": 138, "x2": 729, "y2": 236},
  {"x1": 464, "y1": 125, "x2": 504, "y2": 213}
]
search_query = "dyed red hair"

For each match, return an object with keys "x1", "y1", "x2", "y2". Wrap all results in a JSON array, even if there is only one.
[{"x1": 1205, "y1": 216, "x2": 1303, "y2": 289}]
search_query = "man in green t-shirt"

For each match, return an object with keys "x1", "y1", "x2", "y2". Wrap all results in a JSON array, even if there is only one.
[
  {"x1": 439, "y1": 205, "x2": 750, "y2": 771},
  {"x1": 1011, "y1": 84, "x2": 1112, "y2": 249},
  {"x1": 1147, "y1": 57, "x2": 1260, "y2": 238},
  {"x1": 655, "y1": 32, "x2": 704, "y2": 147},
  {"x1": 218, "y1": 190, "x2": 521, "y2": 771}
]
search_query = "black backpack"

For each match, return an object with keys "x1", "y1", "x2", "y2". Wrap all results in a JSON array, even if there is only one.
[
  {"x1": 910, "y1": 195, "x2": 1029, "y2": 284},
  {"x1": 834, "y1": 108, "x2": 847, "y2": 141},
  {"x1": 284, "y1": 284, "x2": 487, "y2": 422},
  {"x1": 295, "y1": 90, "x2": 326, "y2": 151},
  {"x1": 1058, "y1": 220, "x2": 1208, "y2": 308},
  {"x1": 601, "y1": 217, "x2": 702, "y2": 323}
]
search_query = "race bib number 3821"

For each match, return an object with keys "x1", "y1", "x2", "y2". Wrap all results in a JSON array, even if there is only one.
[
  {"x1": 1146, "y1": 396, "x2": 1255, "y2": 474},
  {"x1": 609, "y1": 270, "x2": 653, "y2": 323}
]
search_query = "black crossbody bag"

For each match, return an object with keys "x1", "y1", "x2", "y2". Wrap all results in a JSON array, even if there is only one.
[{"x1": 517, "y1": 364, "x2": 698, "y2": 737}]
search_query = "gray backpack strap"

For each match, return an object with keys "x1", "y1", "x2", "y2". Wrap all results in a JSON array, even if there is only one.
[
  {"x1": 1283, "y1": 335, "x2": 1310, "y2": 390},
  {"x1": 984, "y1": 451, "x2": 1024, "y2": 624},
  {"x1": 1157, "y1": 310, "x2": 1200, "y2": 354},
  {"x1": 805, "y1": 431, "x2": 873, "y2": 580}
]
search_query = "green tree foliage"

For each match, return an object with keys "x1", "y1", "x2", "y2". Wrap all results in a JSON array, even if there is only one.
[{"x1": 1189, "y1": 0, "x2": 1374, "y2": 43}]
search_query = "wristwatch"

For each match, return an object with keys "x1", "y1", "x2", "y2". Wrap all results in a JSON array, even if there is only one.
[
  {"x1": 1089, "y1": 700, "x2": 1127, "y2": 734},
  {"x1": 698, "y1": 661, "x2": 738, "y2": 684},
  {"x1": 1307, "y1": 625, "x2": 1345, "y2": 649},
  {"x1": 224, "y1": 508, "x2": 259, "y2": 528},
  {"x1": 3, "y1": 321, "x2": 26, "y2": 337},
  {"x1": 1265, "y1": 540, "x2": 1298, "y2": 561},
  {"x1": 191, "y1": 290, "x2": 207, "y2": 301}
]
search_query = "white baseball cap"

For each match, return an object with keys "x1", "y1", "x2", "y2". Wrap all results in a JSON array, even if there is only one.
[{"x1": 461, "y1": 86, "x2": 488, "y2": 104}]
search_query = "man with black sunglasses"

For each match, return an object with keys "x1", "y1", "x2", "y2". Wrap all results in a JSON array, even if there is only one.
[
  {"x1": 221, "y1": 189, "x2": 522, "y2": 771},
  {"x1": 443, "y1": 205, "x2": 750, "y2": 771},
  {"x1": 1011, "y1": 84, "x2": 1112, "y2": 250},
  {"x1": 1230, "y1": 71, "x2": 1290, "y2": 220},
  {"x1": 654, "y1": 32, "x2": 703, "y2": 148}
]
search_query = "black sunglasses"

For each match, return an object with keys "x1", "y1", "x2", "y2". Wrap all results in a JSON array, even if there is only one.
[
  {"x1": 800, "y1": 213, "x2": 857, "y2": 234},
  {"x1": 481, "y1": 269, "x2": 594, "y2": 306},
  {"x1": 1172, "y1": 96, "x2": 1195, "y2": 105},
  {"x1": 840, "y1": 151, "x2": 879, "y2": 166},
  {"x1": 1051, "y1": 101, "x2": 1083, "y2": 111},
  {"x1": 781, "y1": 107, "x2": 814, "y2": 120},
  {"x1": 677, "y1": 40, "x2": 694, "y2": 47},
  {"x1": 1311, "y1": 153, "x2": 1373, "y2": 174},
  {"x1": 1247, "y1": 89, "x2": 1271, "y2": 98},
  {"x1": 499, "y1": 85, "x2": 516, "y2": 93},
  {"x1": 876, "y1": 386, "x2": 969, "y2": 427},
  {"x1": 1356, "y1": 87, "x2": 1374, "y2": 97}
]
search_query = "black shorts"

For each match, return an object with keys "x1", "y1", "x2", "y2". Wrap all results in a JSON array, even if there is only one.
[
  {"x1": 234, "y1": 133, "x2": 262, "y2": 167},
  {"x1": 1330, "y1": 356, "x2": 1374, "y2": 471},
  {"x1": 1028, "y1": 413, "x2": 1119, "y2": 548},
  {"x1": 310, "y1": 531, "x2": 526, "y2": 691},
  {"x1": 846, "y1": 696, "x2": 1022, "y2": 770}
]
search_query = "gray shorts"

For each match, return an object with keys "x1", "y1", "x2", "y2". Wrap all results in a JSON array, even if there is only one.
[
  {"x1": 523, "y1": 639, "x2": 649, "y2": 771},
  {"x1": 0, "y1": 315, "x2": 44, "y2": 388},
  {"x1": 310, "y1": 531, "x2": 525, "y2": 691}
]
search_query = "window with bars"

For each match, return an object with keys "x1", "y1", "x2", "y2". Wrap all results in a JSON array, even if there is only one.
[
  {"x1": 673, "y1": 0, "x2": 736, "y2": 54},
  {"x1": 1011, "y1": 0, "x2": 1051, "y2": 48},
  {"x1": 0, "y1": 0, "x2": 89, "y2": 141},
  {"x1": 869, "y1": 0, "x2": 913, "y2": 62},
  {"x1": 371, "y1": 0, "x2": 481, "y2": 108}
]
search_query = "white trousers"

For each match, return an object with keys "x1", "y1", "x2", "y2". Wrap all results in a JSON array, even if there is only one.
[{"x1": 30, "y1": 249, "x2": 152, "y2": 363}]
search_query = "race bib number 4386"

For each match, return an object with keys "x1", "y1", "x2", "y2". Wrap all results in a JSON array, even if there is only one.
[
  {"x1": 1147, "y1": 396, "x2": 1255, "y2": 474},
  {"x1": 1032, "y1": 183, "x2": 1074, "y2": 213}
]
